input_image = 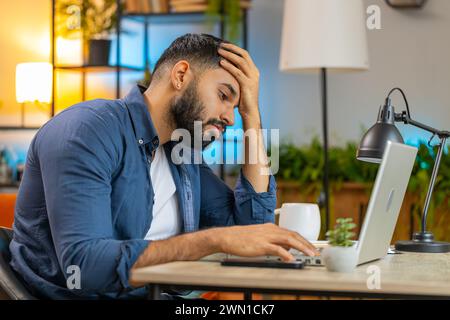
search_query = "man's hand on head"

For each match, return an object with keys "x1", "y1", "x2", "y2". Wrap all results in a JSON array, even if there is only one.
[
  {"x1": 218, "y1": 42, "x2": 260, "y2": 122},
  {"x1": 217, "y1": 43, "x2": 269, "y2": 191}
]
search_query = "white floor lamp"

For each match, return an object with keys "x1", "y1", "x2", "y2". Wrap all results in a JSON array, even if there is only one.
[{"x1": 279, "y1": 0, "x2": 370, "y2": 231}]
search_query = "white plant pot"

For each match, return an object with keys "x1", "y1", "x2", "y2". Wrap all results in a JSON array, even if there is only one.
[{"x1": 322, "y1": 245, "x2": 358, "y2": 273}]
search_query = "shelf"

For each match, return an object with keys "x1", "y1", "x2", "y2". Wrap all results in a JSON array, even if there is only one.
[
  {"x1": 0, "y1": 186, "x2": 19, "y2": 194},
  {"x1": 121, "y1": 10, "x2": 238, "y2": 24},
  {"x1": 0, "y1": 184, "x2": 20, "y2": 188},
  {"x1": 0, "y1": 126, "x2": 41, "y2": 131},
  {"x1": 123, "y1": 11, "x2": 207, "y2": 18},
  {"x1": 54, "y1": 65, "x2": 145, "y2": 73}
]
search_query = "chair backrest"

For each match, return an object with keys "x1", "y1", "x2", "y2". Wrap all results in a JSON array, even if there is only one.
[{"x1": 0, "y1": 227, "x2": 36, "y2": 300}]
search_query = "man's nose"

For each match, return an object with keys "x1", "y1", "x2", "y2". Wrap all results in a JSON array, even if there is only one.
[{"x1": 220, "y1": 107, "x2": 235, "y2": 127}]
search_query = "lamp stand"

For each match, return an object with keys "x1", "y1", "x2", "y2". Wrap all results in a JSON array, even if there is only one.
[
  {"x1": 395, "y1": 118, "x2": 450, "y2": 253},
  {"x1": 357, "y1": 88, "x2": 449, "y2": 253},
  {"x1": 20, "y1": 102, "x2": 25, "y2": 128},
  {"x1": 320, "y1": 68, "x2": 330, "y2": 232}
]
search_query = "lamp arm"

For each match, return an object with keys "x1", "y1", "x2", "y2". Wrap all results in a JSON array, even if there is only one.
[
  {"x1": 394, "y1": 111, "x2": 448, "y2": 234},
  {"x1": 395, "y1": 111, "x2": 450, "y2": 138}
]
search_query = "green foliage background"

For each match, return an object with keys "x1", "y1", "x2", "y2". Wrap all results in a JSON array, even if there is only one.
[
  {"x1": 277, "y1": 138, "x2": 448, "y2": 205},
  {"x1": 206, "y1": 0, "x2": 243, "y2": 42},
  {"x1": 275, "y1": 138, "x2": 449, "y2": 240}
]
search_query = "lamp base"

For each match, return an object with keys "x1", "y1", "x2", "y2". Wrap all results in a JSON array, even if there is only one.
[{"x1": 395, "y1": 232, "x2": 450, "y2": 253}]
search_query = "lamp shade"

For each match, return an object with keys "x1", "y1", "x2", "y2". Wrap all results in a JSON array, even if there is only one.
[
  {"x1": 16, "y1": 62, "x2": 53, "y2": 103},
  {"x1": 357, "y1": 104, "x2": 404, "y2": 163},
  {"x1": 279, "y1": 0, "x2": 369, "y2": 72}
]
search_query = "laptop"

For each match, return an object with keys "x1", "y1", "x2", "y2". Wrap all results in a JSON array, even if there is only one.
[{"x1": 226, "y1": 141, "x2": 418, "y2": 267}]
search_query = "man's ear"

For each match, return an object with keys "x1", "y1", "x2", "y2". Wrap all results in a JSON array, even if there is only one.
[{"x1": 171, "y1": 60, "x2": 191, "y2": 91}]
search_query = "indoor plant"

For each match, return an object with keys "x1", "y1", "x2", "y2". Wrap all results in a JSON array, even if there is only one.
[
  {"x1": 274, "y1": 138, "x2": 449, "y2": 241},
  {"x1": 57, "y1": 0, "x2": 120, "y2": 66},
  {"x1": 206, "y1": 0, "x2": 245, "y2": 42},
  {"x1": 322, "y1": 218, "x2": 358, "y2": 272}
]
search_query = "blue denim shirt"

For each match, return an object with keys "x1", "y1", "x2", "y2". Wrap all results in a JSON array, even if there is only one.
[{"x1": 10, "y1": 85, "x2": 277, "y2": 299}]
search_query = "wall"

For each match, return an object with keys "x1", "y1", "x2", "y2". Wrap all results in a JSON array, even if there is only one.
[
  {"x1": 0, "y1": 0, "x2": 51, "y2": 126},
  {"x1": 249, "y1": 0, "x2": 450, "y2": 147}
]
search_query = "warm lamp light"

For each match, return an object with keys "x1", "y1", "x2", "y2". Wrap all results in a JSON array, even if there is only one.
[
  {"x1": 16, "y1": 62, "x2": 53, "y2": 104},
  {"x1": 15, "y1": 62, "x2": 53, "y2": 127}
]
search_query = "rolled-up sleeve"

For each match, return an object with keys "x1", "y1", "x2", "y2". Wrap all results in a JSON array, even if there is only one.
[
  {"x1": 234, "y1": 170, "x2": 277, "y2": 224},
  {"x1": 199, "y1": 164, "x2": 277, "y2": 227},
  {"x1": 37, "y1": 107, "x2": 149, "y2": 296}
]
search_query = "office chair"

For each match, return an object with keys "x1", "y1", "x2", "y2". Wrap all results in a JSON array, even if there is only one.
[{"x1": 0, "y1": 227, "x2": 36, "y2": 300}]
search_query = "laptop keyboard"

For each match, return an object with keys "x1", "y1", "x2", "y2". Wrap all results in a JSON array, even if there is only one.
[{"x1": 290, "y1": 247, "x2": 324, "y2": 266}]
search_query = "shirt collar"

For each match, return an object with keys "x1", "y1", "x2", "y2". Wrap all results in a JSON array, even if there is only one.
[{"x1": 123, "y1": 84, "x2": 160, "y2": 149}]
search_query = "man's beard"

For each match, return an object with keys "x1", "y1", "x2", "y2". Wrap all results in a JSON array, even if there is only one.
[{"x1": 169, "y1": 81, "x2": 226, "y2": 150}]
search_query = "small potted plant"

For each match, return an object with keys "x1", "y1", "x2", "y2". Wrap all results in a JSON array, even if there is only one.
[
  {"x1": 57, "y1": 0, "x2": 120, "y2": 66},
  {"x1": 322, "y1": 218, "x2": 358, "y2": 272}
]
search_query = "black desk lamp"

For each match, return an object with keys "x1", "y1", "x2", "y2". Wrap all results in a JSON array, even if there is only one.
[{"x1": 357, "y1": 87, "x2": 450, "y2": 253}]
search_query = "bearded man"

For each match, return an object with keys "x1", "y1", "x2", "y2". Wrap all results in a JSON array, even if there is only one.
[{"x1": 10, "y1": 33, "x2": 317, "y2": 299}]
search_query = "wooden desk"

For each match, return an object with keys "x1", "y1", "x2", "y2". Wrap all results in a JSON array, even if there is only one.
[{"x1": 130, "y1": 252, "x2": 450, "y2": 299}]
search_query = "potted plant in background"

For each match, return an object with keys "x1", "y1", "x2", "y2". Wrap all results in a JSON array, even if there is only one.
[
  {"x1": 57, "y1": 0, "x2": 120, "y2": 66},
  {"x1": 206, "y1": 0, "x2": 250, "y2": 42},
  {"x1": 274, "y1": 137, "x2": 449, "y2": 242},
  {"x1": 322, "y1": 218, "x2": 358, "y2": 272}
]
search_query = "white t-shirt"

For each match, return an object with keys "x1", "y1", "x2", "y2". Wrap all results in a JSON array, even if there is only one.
[{"x1": 144, "y1": 146, "x2": 181, "y2": 240}]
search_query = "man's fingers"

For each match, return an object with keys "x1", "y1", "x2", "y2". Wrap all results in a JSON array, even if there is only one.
[
  {"x1": 273, "y1": 228, "x2": 318, "y2": 256},
  {"x1": 285, "y1": 230, "x2": 318, "y2": 253},
  {"x1": 220, "y1": 42, "x2": 258, "y2": 72},
  {"x1": 218, "y1": 48, "x2": 251, "y2": 76},
  {"x1": 278, "y1": 227, "x2": 319, "y2": 254},
  {"x1": 291, "y1": 232, "x2": 320, "y2": 255},
  {"x1": 274, "y1": 233, "x2": 317, "y2": 257},
  {"x1": 266, "y1": 244, "x2": 295, "y2": 262},
  {"x1": 220, "y1": 42, "x2": 251, "y2": 62},
  {"x1": 220, "y1": 59, "x2": 246, "y2": 81},
  {"x1": 263, "y1": 224, "x2": 318, "y2": 255}
]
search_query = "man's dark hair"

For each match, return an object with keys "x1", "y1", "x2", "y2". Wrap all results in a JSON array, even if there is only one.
[{"x1": 152, "y1": 33, "x2": 229, "y2": 81}]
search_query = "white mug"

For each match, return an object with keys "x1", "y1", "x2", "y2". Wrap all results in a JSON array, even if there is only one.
[{"x1": 275, "y1": 203, "x2": 321, "y2": 241}]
